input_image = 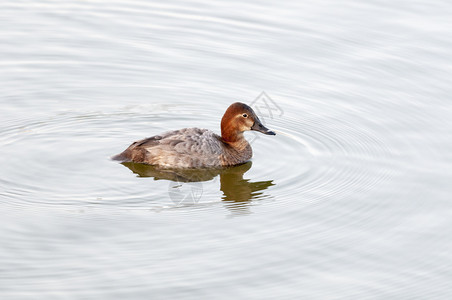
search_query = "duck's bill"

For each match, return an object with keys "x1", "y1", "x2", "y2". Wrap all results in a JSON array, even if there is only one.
[{"x1": 251, "y1": 121, "x2": 276, "y2": 135}]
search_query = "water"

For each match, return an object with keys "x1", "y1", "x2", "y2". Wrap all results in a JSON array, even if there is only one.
[{"x1": 1, "y1": 0, "x2": 452, "y2": 298}]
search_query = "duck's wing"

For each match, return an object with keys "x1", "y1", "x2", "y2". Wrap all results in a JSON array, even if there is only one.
[{"x1": 113, "y1": 128, "x2": 223, "y2": 168}]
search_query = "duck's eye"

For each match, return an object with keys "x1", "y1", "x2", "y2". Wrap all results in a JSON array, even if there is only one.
[{"x1": 242, "y1": 113, "x2": 248, "y2": 118}]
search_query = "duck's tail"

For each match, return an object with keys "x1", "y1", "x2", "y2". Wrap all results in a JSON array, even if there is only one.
[{"x1": 111, "y1": 150, "x2": 132, "y2": 162}]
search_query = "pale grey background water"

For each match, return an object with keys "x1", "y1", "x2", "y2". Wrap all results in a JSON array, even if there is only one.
[{"x1": 1, "y1": 0, "x2": 452, "y2": 299}]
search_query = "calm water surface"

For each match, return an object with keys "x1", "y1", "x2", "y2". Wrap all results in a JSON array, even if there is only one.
[{"x1": 1, "y1": 0, "x2": 452, "y2": 299}]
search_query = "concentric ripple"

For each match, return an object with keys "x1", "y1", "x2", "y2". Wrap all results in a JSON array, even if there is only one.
[
  {"x1": 0, "y1": 108, "x2": 177, "y2": 209},
  {"x1": 246, "y1": 107, "x2": 397, "y2": 219},
  {"x1": 0, "y1": 101, "x2": 397, "y2": 216}
]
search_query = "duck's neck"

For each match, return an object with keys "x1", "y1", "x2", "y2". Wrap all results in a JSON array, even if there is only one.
[
  {"x1": 222, "y1": 131, "x2": 242, "y2": 143},
  {"x1": 221, "y1": 122, "x2": 243, "y2": 143},
  {"x1": 220, "y1": 136, "x2": 252, "y2": 166},
  {"x1": 223, "y1": 137, "x2": 250, "y2": 152},
  {"x1": 221, "y1": 126, "x2": 250, "y2": 151}
]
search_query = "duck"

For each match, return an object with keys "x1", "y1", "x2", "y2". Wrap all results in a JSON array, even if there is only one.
[{"x1": 112, "y1": 102, "x2": 276, "y2": 168}]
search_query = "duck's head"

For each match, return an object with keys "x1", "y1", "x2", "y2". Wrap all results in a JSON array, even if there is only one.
[{"x1": 221, "y1": 102, "x2": 276, "y2": 143}]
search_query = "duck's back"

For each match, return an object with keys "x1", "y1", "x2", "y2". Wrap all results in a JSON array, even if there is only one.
[{"x1": 112, "y1": 128, "x2": 225, "y2": 168}]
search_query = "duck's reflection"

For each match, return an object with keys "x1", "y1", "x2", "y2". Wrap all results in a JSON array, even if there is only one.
[{"x1": 121, "y1": 161, "x2": 274, "y2": 214}]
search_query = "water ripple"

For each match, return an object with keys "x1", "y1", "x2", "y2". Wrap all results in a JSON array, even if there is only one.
[{"x1": 256, "y1": 111, "x2": 396, "y2": 215}]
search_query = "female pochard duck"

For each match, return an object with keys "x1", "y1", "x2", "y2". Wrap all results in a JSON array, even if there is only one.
[{"x1": 112, "y1": 102, "x2": 275, "y2": 168}]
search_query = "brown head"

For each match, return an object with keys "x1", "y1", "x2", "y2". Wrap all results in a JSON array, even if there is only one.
[{"x1": 220, "y1": 102, "x2": 276, "y2": 143}]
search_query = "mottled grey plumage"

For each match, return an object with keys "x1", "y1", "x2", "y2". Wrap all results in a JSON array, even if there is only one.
[{"x1": 112, "y1": 128, "x2": 250, "y2": 168}]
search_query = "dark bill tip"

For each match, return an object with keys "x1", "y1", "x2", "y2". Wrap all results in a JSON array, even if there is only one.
[{"x1": 251, "y1": 121, "x2": 276, "y2": 136}]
